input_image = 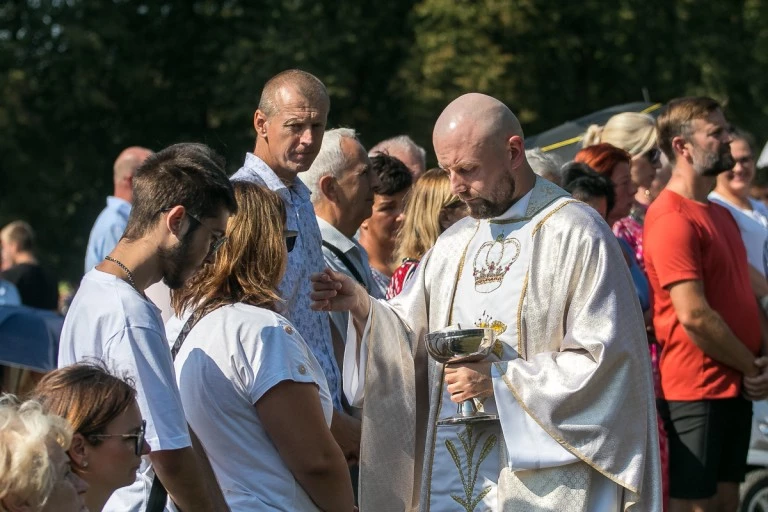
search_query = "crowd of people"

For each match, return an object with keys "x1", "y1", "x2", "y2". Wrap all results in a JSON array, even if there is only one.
[{"x1": 1, "y1": 69, "x2": 768, "y2": 512}]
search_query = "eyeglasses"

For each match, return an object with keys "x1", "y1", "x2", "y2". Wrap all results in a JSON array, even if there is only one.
[
  {"x1": 642, "y1": 148, "x2": 662, "y2": 166},
  {"x1": 89, "y1": 420, "x2": 146, "y2": 456},
  {"x1": 185, "y1": 212, "x2": 228, "y2": 257},
  {"x1": 284, "y1": 230, "x2": 298, "y2": 253},
  {"x1": 159, "y1": 208, "x2": 227, "y2": 258}
]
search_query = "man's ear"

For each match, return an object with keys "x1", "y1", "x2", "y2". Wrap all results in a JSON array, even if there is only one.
[
  {"x1": 164, "y1": 205, "x2": 187, "y2": 238},
  {"x1": 318, "y1": 175, "x2": 337, "y2": 202},
  {"x1": 508, "y1": 135, "x2": 526, "y2": 168},
  {"x1": 254, "y1": 110, "x2": 268, "y2": 139},
  {"x1": 68, "y1": 433, "x2": 88, "y2": 469},
  {"x1": 671, "y1": 135, "x2": 689, "y2": 161}
]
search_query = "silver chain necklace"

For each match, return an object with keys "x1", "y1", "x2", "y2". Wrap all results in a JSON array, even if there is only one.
[{"x1": 104, "y1": 256, "x2": 136, "y2": 288}]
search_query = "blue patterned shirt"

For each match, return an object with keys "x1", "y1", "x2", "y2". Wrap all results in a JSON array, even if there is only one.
[{"x1": 231, "y1": 154, "x2": 342, "y2": 410}]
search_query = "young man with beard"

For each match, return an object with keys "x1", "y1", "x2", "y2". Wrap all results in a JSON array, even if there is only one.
[
  {"x1": 59, "y1": 143, "x2": 236, "y2": 512},
  {"x1": 645, "y1": 98, "x2": 768, "y2": 512}
]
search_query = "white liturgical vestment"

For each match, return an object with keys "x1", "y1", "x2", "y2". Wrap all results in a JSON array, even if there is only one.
[{"x1": 343, "y1": 177, "x2": 661, "y2": 511}]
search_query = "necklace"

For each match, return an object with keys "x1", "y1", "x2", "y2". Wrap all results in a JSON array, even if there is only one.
[{"x1": 104, "y1": 256, "x2": 137, "y2": 288}]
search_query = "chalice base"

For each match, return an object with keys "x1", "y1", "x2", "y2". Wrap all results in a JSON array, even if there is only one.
[{"x1": 437, "y1": 412, "x2": 499, "y2": 426}]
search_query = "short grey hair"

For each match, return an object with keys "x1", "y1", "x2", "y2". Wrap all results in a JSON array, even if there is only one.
[
  {"x1": 526, "y1": 148, "x2": 562, "y2": 183},
  {"x1": 300, "y1": 127, "x2": 359, "y2": 204},
  {"x1": 370, "y1": 135, "x2": 426, "y2": 170}
]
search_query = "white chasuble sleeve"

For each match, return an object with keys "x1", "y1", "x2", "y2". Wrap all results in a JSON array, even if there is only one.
[{"x1": 342, "y1": 306, "x2": 372, "y2": 407}]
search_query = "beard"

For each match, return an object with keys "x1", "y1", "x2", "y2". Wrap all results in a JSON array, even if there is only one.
[
  {"x1": 692, "y1": 144, "x2": 735, "y2": 177},
  {"x1": 464, "y1": 173, "x2": 517, "y2": 219},
  {"x1": 157, "y1": 233, "x2": 198, "y2": 290}
]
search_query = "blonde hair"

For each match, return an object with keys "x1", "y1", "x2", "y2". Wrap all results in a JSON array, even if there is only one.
[
  {"x1": 394, "y1": 169, "x2": 458, "y2": 263},
  {"x1": 172, "y1": 181, "x2": 287, "y2": 320},
  {"x1": 0, "y1": 395, "x2": 73, "y2": 511},
  {"x1": 582, "y1": 112, "x2": 658, "y2": 157}
]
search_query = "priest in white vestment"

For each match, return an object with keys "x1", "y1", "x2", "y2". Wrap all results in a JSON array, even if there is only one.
[{"x1": 311, "y1": 93, "x2": 662, "y2": 512}]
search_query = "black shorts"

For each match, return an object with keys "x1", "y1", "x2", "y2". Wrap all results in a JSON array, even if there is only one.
[{"x1": 660, "y1": 397, "x2": 753, "y2": 500}]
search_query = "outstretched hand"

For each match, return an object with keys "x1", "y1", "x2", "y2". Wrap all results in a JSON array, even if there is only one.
[{"x1": 310, "y1": 268, "x2": 371, "y2": 321}]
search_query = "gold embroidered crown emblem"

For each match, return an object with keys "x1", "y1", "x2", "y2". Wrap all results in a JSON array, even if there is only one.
[{"x1": 472, "y1": 234, "x2": 520, "y2": 293}]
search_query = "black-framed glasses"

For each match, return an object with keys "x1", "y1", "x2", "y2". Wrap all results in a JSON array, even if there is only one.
[
  {"x1": 159, "y1": 207, "x2": 227, "y2": 257},
  {"x1": 89, "y1": 420, "x2": 146, "y2": 456},
  {"x1": 284, "y1": 230, "x2": 298, "y2": 253},
  {"x1": 642, "y1": 147, "x2": 662, "y2": 166}
]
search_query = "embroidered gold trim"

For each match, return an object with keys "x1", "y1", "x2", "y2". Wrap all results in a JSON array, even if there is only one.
[
  {"x1": 489, "y1": 195, "x2": 570, "y2": 225},
  {"x1": 532, "y1": 200, "x2": 578, "y2": 236},
  {"x1": 448, "y1": 222, "x2": 480, "y2": 325},
  {"x1": 516, "y1": 271, "x2": 529, "y2": 358},
  {"x1": 496, "y1": 367, "x2": 638, "y2": 494},
  {"x1": 446, "y1": 425, "x2": 497, "y2": 511},
  {"x1": 424, "y1": 366, "x2": 446, "y2": 511}
]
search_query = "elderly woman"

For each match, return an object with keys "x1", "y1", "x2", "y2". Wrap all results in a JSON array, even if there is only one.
[
  {"x1": 32, "y1": 363, "x2": 150, "y2": 512},
  {"x1": 387, "y1": 169, "x2": 468, "y2": 299},
  {"x1": 168, "y1": 181, "x2": 354, "y2": 511},
  {"x1": 0, "y1": 395, "x2": 88, "y2": 512}
]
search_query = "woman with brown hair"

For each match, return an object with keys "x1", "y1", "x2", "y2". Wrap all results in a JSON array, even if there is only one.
[
  {"x1": 31, "y1": 362, "x2": 149, "y2": 512},
  {"x1": 169, "y1": 181, "x2": 354, "y2": 511},
  {"x1": 387, "y1": 169, "x2": 468, "y2": 298}
]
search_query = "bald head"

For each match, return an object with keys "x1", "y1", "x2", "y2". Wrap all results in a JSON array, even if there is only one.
[
  {"x1": 433, "y1": 93, "x2": 523, "y2": 150},
  {"x1": 258, "y1": 69, "x2": 329, "y2": 118},
  {"x1": 113, "y1": 146, "x2": 152, "y2": 201},
  {"x1": 433, "y1": 94, "x2": 533, "y2": 219},
  {"x1": 114, "y1": 147, "x2": 152, "y2": 182}
]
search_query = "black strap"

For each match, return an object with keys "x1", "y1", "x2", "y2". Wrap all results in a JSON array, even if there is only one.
[
  {"x1": 146, "y1": 477, "x2": 168, "y2": 512},
  {"x1": 322, "y1": 241, "x2": 367, "y2": 288},
  {"x1": 146, "y1": 307, "x2": 221, "y2": 512}
]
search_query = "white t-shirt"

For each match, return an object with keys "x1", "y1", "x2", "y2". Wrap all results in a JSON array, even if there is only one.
[
  {"x1": 171, "y1": 303, "x2": 333, "y2": 512},
  {"x1": 709, "y1": 192, "x2": 768, "y2": 277},
  {"x1": 59, "y1": 270, "x2": 190, "y2": 512}
]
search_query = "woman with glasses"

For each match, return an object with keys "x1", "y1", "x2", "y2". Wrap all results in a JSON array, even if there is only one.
[
  {"x1": 31, "y1": 362, "x2": 148, "y2": 512},
  {"x1": 168, "y1": 181, "x2": 354, "y2": 511},
  {"x1": 387, "y1": 169, "x2": 468, "y2": 299},
  {"x1": 583, "y1": 112, "x2": 665, "y2": 270}
]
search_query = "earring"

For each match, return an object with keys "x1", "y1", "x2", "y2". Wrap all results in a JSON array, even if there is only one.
[
  {"x1": 82, "y1": 461, "x2": 89, "y2": 468},
  {"x1": 644, "y1": 189, "x2": 651, "y2": 198}
]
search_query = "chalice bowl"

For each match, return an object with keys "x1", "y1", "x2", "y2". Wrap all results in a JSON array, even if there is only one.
[{"x1": 425, "y1": 326, "x2": 499, "y2": 426}]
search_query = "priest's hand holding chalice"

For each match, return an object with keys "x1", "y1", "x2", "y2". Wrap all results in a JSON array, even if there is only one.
[{"x1": 426, "y1": 325, "x2": 499, "y2": 426}]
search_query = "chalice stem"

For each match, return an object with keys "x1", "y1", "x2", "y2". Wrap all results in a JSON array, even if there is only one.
[{"x1": 458, "y1": 399, "x2": 478, "y2": 417}]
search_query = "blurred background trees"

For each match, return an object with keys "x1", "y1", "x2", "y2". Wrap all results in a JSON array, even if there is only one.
[{"x1": 2, "y1": 0, "x2": 767, "y2": 282}]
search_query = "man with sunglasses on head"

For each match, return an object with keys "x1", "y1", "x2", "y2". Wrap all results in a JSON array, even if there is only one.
[
  {"x1": 231, "y1": 70, "x2": 363, "y2": 469},
  {"x1": 59, "y1": 142, "x2": 237, "y2": 512}
]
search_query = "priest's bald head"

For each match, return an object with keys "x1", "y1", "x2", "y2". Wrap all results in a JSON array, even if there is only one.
[{"x1": 433, "y1": 93, "x2": 535, "y2": 218}]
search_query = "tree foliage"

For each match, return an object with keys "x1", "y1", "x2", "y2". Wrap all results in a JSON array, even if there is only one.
[{"x1": 1, "y1": 0, "x2": 767, "y2": 281}]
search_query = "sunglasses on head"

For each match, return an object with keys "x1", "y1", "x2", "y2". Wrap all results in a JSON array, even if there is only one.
[
  {"x1": 89, "y1": 419, "x2": 147, "y2": 456},
  {"x1": 284, "y1": 230, "x2": 298, "y2": 253}
]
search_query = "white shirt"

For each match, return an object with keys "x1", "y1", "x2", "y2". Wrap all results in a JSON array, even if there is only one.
[
  {"x1": 59, "y1": 270, "x2": 190, "y2": 512},
  {"x1": 171, "y1": 303, "x2": 332, "y2": 512},
  {"x1": 709, "y1": 192, "x2": 768, "y2": 277}
]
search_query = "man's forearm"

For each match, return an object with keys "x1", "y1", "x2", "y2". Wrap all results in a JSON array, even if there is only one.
[
  {"x1": 684, "y1": 307, "x2": 757, "y2": 377},
  {"x1": 150, "y1": 445, "x2": 226, "y2": 512}
]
